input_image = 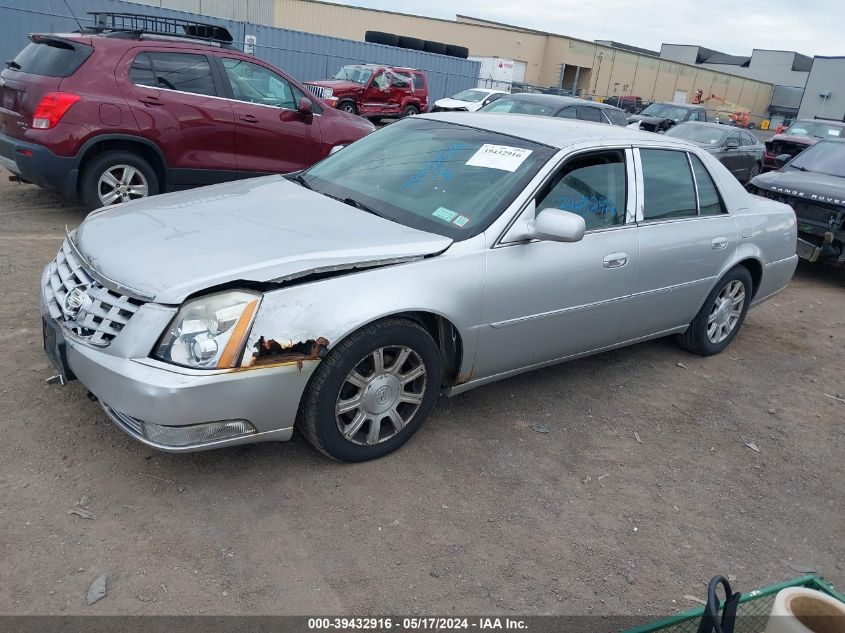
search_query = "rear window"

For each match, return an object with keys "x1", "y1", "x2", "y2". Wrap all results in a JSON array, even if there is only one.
[
  {"x1": 605, "y1": 109, "x2": 629, "y2": 126},
  {"x1": 412, "y1": 73, "x2": 426, "y2": 91},
  {"x1": 11, "y1": 39, "x2": 92, "y2": 78}
]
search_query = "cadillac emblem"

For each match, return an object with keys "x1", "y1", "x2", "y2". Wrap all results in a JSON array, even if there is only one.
[{"x1": 62, "y1": 286, "x2": 92, "y2": 319}]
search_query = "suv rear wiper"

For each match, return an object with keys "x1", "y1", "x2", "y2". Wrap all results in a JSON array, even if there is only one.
[{"x1": 4, "y1": 59, "x2": 20, "y2": 70}]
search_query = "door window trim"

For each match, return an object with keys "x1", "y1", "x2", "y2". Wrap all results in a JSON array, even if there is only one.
[{"x1": 633, "y1": 147, "x2": 730, "y2": 223}]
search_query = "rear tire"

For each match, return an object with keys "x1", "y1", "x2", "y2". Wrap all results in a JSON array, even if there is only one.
[
  {"x1": 80, "y1": 150, "x2": 159, "y2": 212},
  {"x1": 748, "y1": 122, "x2": 756, "y2": 130},
  {"x1": 297, "y1": 318, "x2": 442, "y2": 462},
  {"x1": 675, "y1": 266, "x2": 753, "y2": 356},
  {"x1": 402, "y1": 104, "x2": 419, "y2": 118}
]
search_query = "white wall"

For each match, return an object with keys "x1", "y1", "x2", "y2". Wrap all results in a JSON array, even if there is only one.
[{"x1": 798, "y1": 57, "x2": 845, "y2": 121}]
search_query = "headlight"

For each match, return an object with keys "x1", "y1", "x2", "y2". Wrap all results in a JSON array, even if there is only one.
[
  {"x1": 323, "y1": 88, "x2": 334, "y2": 99},
  {"x1": 154, "y1": 291, "x2": 261, "y2": 369}
]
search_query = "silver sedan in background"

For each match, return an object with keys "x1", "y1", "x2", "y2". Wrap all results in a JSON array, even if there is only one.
[{"x1": 41, "y1": 115, "x2": 798, "y2": 461}]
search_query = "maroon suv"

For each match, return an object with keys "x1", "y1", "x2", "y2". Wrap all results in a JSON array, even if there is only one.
[
  {"x1": 0, "y1": 20, "x2": 374, "y2": 210},
  {"x1": 304, "y1": 64, "x2": 428, "y2": 121},
  {"x1": 763, "y1": 119, "x2": 845, "y2": 171}
]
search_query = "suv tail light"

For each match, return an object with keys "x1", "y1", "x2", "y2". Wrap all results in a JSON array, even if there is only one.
[{"x1": 32, "y1": 92, "x2": 81, "y2": 129}]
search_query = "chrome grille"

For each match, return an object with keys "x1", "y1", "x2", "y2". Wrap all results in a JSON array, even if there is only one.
[
  {"x1": 304, "y1": 84, "x2": 331, "y2": 99},
  {"x1": 44, "y1": 238, "x2": 143, "y2": 347}
]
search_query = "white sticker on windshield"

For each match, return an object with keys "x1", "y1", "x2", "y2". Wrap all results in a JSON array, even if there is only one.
[
  {"x1": 829, "y1": 129, "x2": 839, "y2": 136},
  {"x1": 466, "y1": 144, "x2": 532, "y2": 172}
]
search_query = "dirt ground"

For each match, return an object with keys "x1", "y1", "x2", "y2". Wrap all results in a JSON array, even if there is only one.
[{"x1": 0, "y1": 178, "x2": 842, "y2": 617}]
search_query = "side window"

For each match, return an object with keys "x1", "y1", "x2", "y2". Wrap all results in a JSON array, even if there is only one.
[
  {"x1": 129, "y1": 52, "x2": 155, "y2": 87},
  {"x1": 536, "y1": 149, "x2": 627, "y2": 231},
  {"x1": 577, "y1": 106, "x2": 602, "y2": 123},
  {"x1": 555, "y1": 106, "x2": 577, "y2": 119},
  {"x1": 483, "y1": 93, "x2": 504, "y2": 106},
  {"x1": 222, "y1": 58, "x2": 296, "y2": 109},
  {"x1": 140, "y1": 52, "x2": 216, "y2": 97},
  {"x1": 640, "y1": 149, "x2": 697, "y2": 220},
  {"x1": 741, "y1": 132, "x2": 756, "y2": 146},
  {"x1": 412, "y1": 73, "x2": 425, "y2": 91},
  {"x1": 725, "y1": 131, "x2": 741, "y2": 147},
  {"x1": 689, "y1": 154, "x2": 726, "y2": 216},
  {"x1": 688, "y1": 110, "x2": 704, "y2": 121},
  {"x1": 372, "y1": 72, "x2": 389, "y2": 90},
  {"x1": 390, "y1": 71, "x2": 411, "y2": 88}
]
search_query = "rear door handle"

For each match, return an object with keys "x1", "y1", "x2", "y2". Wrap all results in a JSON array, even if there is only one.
[
  {"x1": 239, "y1": 114, "x2": 259, "y2": 124},
  {"x1": 712, "y1": 237, "x2": 728, "y2": 250},
  {"x1": 603, "y1": 252, "x2": 629, "y2": 268},
  {"x1": 139, "y1": 96, "x2": 163, "y2": 106}
]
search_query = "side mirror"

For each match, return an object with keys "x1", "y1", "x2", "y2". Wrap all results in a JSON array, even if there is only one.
[
  {"x1": 724, "y1": 137, "x2": 740, "y2": 149},
  {"x1": 527, "y1": 208, "x2": 586, "y2": 243},
  {"x1": 775, "y1": 153, "x2": 792, "y2": 166},
  {"x1": 297, "y1": 97, "x2": 313, "y2": 115}
]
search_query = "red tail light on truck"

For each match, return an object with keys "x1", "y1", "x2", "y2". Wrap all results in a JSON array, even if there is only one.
[{"x1": 32, "y1": 92, "x2": 81, "y2": 129}]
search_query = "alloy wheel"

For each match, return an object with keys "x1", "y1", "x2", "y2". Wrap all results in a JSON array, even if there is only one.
[
  {"x1": 97, "y1": 164, "x2": 149, "y2": 206},
  {"x1": 707, "y1": 280, "x2": 745, "y2": 343},
  {"x1": 335, "y1": 346, "x2": 427, "y2": 446}
]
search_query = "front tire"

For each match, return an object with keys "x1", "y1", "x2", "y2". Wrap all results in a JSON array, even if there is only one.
[
  {"x1": 675, "y1": 266, "x2": 753, "y2": 356},
  {"x1": 80, "y1": 150, "x2": 159, "y2": 212},
  {"x1": 338, "y1": 101, "x2": 358, "y2": 115},
  {"x1": 297, "y1": 318, "x2": 442, "y2": 462}
]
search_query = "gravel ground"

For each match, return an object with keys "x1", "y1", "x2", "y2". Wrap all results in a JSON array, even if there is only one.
[{"x1": 0, "y1": 179, "x2": 842, "y2": 616}]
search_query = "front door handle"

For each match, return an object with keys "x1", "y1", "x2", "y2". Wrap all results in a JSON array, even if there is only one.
[
  {"x1": 712, "y1": 237, "x2": 728, "y2": 250},
  {"x1": 603, "y1": 252, "x2": 629, "y2": 268},
  {"x1": 239, "y1": 114, "x2": 259, "y2": 124},
  {"x1": 139, "y1": 96, "x2": 163, "y2": 106}
]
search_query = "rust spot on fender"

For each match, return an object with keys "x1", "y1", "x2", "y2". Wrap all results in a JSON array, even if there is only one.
[
  {"x1": 244, "y1": 336, "x2": 330, "y2": 371},
  {"x1": 453, "y1": 368, "x2": 474, "y2": 385}
]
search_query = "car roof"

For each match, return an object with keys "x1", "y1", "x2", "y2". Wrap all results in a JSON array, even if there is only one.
[
  {"x1": 649, "y1": 102, "x2": 705, "y2": 110},
  {"x1": 674, "y1": 121, "x2": 732, "y2": 131},
  {"x1": 422, "y1": 112, "x2": 695, "y2": 149},
  {"x1": 497, "y1": 93, "x2": 621, "y2": 110},
  {"x1": 44, "y1": 32, "x2": 238, "y2": 53},
  {"x1": 793, "y1": 118, "x2": 845, "y2": 127}
]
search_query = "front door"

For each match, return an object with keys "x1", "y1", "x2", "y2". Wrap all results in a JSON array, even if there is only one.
[
  {"x1": 217, "y1": 56, "x2": 325, "y2": 175},
  {"x1": 476, "y1": 148, "x2": 638, "y2": 378},
  {"x1": 625, "y1": 148, "x2": 738, "y2": 339},
  {"x1": 361, "y1": 70, "x2": 403, "y2": 117},
  {"x1": 119, "y1": 49, "x2": 237, "y2": 185}
]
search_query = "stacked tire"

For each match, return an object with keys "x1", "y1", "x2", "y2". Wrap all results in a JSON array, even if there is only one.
[{"x1": 365, "y1": 31, "x2": 469, "y2": 58}]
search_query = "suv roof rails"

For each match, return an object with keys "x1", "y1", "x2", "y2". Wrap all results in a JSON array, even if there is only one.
[{"x1": 81, "y1": 12, "x2": 236, "y2": 49}]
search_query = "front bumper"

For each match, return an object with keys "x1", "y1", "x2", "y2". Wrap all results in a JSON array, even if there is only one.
[
  {"x1": 41, "y1": 270, "x2": 316, "y2": 452},
  {"x1": 0, "y1": 131, "x2": 79, "y2": 196}
]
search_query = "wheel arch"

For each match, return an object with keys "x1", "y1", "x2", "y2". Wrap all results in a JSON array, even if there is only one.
[{"x1": 77, "y1": 135, "x2": 167, "y2": 192}]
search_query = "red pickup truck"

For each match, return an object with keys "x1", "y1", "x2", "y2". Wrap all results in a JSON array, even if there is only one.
[{"x1": 305, "y1": 64, "x2": 428, "y2": 121}]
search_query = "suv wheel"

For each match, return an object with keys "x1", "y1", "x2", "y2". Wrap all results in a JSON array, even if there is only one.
[
  {"x1": 402, "y1": 105, "x2": 419, "y2": 118},
  {"x1": 80, "y1": 150, "x2": 159, "y2": 211},
  {"x1": 297, "y1": 318, "x2": 442, "y2": 462},
  {"x1": 338, "y1": 101, "x2": 358, "y2": 115}
]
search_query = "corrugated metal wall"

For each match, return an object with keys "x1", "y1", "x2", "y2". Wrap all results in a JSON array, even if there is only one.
[{"x1": 0, "y1": 0, "x2": 479, "y2": 102}]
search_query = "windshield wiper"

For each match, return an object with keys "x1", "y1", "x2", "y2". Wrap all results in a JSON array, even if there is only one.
[
  {"x1": 4, "y1": 59, "x2": 20, "y2": 70},
  {"x1": 324, "y1": 192, "x2": 382, "y2": 217},
  {"x1": 288, "y1": 173, "x2": 313, "y2": 190},
  {"x1": 791, "y1": 165, "x2": 809, "y2": 171}
]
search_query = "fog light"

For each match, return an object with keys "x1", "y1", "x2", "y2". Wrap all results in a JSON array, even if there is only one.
[{"x1": 142, "y1": 419, "x2": 256, "y2": 447}]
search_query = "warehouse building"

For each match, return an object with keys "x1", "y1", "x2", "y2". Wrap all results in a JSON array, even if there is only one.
[
  {"x1": 133, "y1": 0, "x2": 776, "y2": 120},
  {"x1": 797, "y1": 57, "x2": 845, "y2": 121}
]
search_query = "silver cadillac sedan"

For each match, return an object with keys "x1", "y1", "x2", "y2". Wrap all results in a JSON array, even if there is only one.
[{"x1": 41, "y1": 114, "x2": 798, "y2": 461}]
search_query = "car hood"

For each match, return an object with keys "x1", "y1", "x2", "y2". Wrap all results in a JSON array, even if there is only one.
[
  {"x1": 751, "y1": 169, "x2": 845, "y2": 207},
  {"x1": 74, "y1": 176, "x2": 452, "y2": 304},
  {"x1": 435, "y1": 98, "x2": 472, "y2": 109},
  {"x1": 765, "y1": 133, "x2": 816, "y2": 146}
]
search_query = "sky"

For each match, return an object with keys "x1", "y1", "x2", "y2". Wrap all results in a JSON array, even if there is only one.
[{"x1": 319, "y1": 0, "x2": 843, "y2": 57}]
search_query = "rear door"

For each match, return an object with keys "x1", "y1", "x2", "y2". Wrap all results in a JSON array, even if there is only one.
[
  {"x1": 625, "y1": 148, "x2": 737, "y2": 339},
  {"x1": 576, "y1": 105, "x2": 604, "y2": 124},
  {"x1": 216, "y1": 55, "x2": 325, "y2": 175},
  {"x1": 719, "y1": 130, "x2": 745, "y2": 178},
  {"x1": 118, "y1": 49, "x2": 237, "y2": 186},
  {"x1": 0, "y1": 36, "x2": 92, "y2": 143}
]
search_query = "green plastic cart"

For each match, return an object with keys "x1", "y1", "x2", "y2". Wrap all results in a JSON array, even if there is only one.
[{"x1": 624, "y1": 575, "x2": 845, "y2": 633}]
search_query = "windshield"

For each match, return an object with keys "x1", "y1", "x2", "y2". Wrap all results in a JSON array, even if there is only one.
[
  {"x1": 333, "y1": 65, "x2": 374, "y2": 84},
  {"x1": 451, "y1": 89, "x2": 490, "y2": 102},
  {"x1": 665, "y1": 123, "x2": 725, "y2": 145},
  {"x1": 788, "y1": 141, "x2": 845, "y2": 178},
  {"x1": 479, "y1": 97, "x2": 556, "y2": 116},
  {"x1": 785, "y1": 120, "x2": 845, "y2": 140},
  {"x1": 640, "y1": 103, "x2": 694, "y2": 122},
  {"x1": 300, "y1": 118, "x2": 555, "y2": 240}
]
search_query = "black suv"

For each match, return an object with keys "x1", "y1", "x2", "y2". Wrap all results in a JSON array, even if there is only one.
[{"x1": 748, "y1": 139, "x2": 845, "y2": 267}]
